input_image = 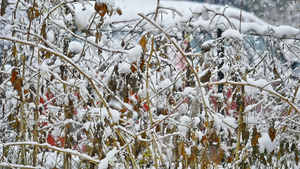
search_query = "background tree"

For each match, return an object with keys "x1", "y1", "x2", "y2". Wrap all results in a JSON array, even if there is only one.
[{"x1": 185, "y1": 0, "x2": 300, "y2": 27}]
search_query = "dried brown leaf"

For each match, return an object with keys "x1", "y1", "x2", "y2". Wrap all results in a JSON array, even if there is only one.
[
  {"x1": 94, "y1": 2, "x2": 108, "y2": 17},
  {"x1": 14, "y1": 78, "x2": 22, "y2": 91},
  {"x1": 140, "y1": 35, "x2": 147, "y2": 52},
  {"x1": 251, "y1": 126, "x2": 260, "y2": 147},
  {"x1": 1, "y1": 0, "x2": 8, "y2": 16},
  {"x1": 178, "y1": 141, "x2": 186, "y2": 156},
  {"x1": 41, "y1": 22, "x2": 47, "y2": 40},
  {"x1": 200, "y1": 70, "x2": 211, "y2": 83},
  {"x1": 268, "y1": 126, "x2": 276, "y2": 142},
  {"x1": 27, "y1": 4, "x2": 40, "y2": 21},
  {"x1": 12, "y1": 46, "x2": 17, "y2": 57},
  {"x1": 242, "y1": 130, "x2": 249, "y2": 143},
  {"x1": 10, "y1": 68, "x2": 18, "y2": 85},
  {"x1": 277, "y1": 142, "x2": 284, "y2": 160},
  {"x1": 209, "y1": 131, "x2": 220, "y2": 145},
  {"x1": 116, "y1": 8, "x2": 122, "y2": 15},
  {"x1": 130, "y1": 62, "x2": 137, "y2": 72},
  {"x1": 95, "y1": 32, "x2": 102, "y2": 43}
]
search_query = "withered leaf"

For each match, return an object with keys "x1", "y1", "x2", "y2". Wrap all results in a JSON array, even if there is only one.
[
  {"x1": 41, "y1": 21, "x2": 47, "y2": 40},
  {"x1": 139, "y1": 35, "x2": 147, "y2": 52},
  {"x1": 278, "y1": 142, "x2": 284, "y2": 159},
  {"x1": 11, "y1": 72, "x2": 23, "y2": 100},
  {"x1": 45, "y1": 51, "x2": 51, "y2": 59},
  {"x1": 95, "y1": 32, "x2": 102, "y2": 43},
  {"x1": 242, "y1": 130, "x2": 249, "y2": 142},
  {"x1": 94, "y1": 2, "x2": 108, "y2": 17},
  {"x1": 200, "y1": 70, "x2": 211, "y2": 83},
  {"x1": 207, "y1": 131, "x2": 221, "y2": 164},
  {"x1": 11, "y1": 68, "x2": 19, "y2": 85},
  {"x1": 268, "y1": 126, "x2": 276, "y2": 142},
  {"x1": 12, "y1": 46, "x2": 17, "y2": 57},
  {"x1": 178, "y1": 141, "x2": 186, "y2": 156},
  {"x1": 116, "y1": 8, "x2": 122, "y2": 15},
  {"x1": 209, "y1": 131, "x2": 220, "y2": 145},
  {"x1": 208, "y1": 144, "x2": 221, "y2": 164},
  {"x1": 291, "y1": 143, "x2": 296, "y2": 151},
  {"x1": 130, "y1": 62, "x2": 137, "y2": 73},
  {"x1": 14, "y1": 78, "x2": 22, "y2": 91},
  {"x1": 27, "y1": 4, "x2": 40, "y2": 21},
  {"x1": 201, "y1": 135, "x2": 208, "y2": 145},
  {"x1": 251, "y1": 125, "x2": 260, "y2": 147}
]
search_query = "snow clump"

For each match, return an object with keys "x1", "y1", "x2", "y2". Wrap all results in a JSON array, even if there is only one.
[
  {"x1": 126, "y1": 45, "x2": 143, "y2": 63},
  {"x1": 98, "y1": 147, "x2": 118, "y2": 169},
  {"x1": 178, "y1": 116, "x2": 191, "y2": 134},
  {"x1": 222, "y1": 29, "x2": 243, "y2": 40},
  {"x1": 258, "y1": 132, "x2": 276, "y2": 153}
]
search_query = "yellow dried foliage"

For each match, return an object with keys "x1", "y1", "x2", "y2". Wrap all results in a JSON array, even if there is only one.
[
  {"x1": 251, "y1": 126, "x2": 260, "y2": 147},
  {"x1": 140, "y1": 35, "x2": 147, "y2": 52}
]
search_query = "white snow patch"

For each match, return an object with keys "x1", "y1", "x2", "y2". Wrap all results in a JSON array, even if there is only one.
[
  {"x1": 272, "y1": 25, "x2": 300, "y2": 38},
  {"x1": 202, "y1": 39, "x2": 215, "y2": 49},
  {"x1": 126, "y1": 45, "x2": 143, "y2": 63},
  {"x1": 258, "y1": 132, "x2": 276, "y2": 153},
  {"x1": 64, "y1": 13, "x2": 73, "y2": 23},
  {"x1": 69, "y1": 41, "x2": 83, "y2": 54},
  {"x1": 196, "y1": 130, "x2": 204, "y2": 139},
  {"x1": 51, "y1": 19, "x2": 65, "y2": 28},
  {"x1": 222, "y1": 29, "x2": 243, "y2": 40},
  {"x1": 109, "y1": 99, "x2": 123, "y2": 110},
  {"x1": 178, "y1": 115, "x2": 191, "y2": 134},
  {"x1": 185, "y1": 147, "x2": 191, "y2": 156},
  {"x1": 5, "y1": 90, "x2": 18, "y2": 99},
  {"x1": 246, "y1": 115, "x2": 257, "y2": 125},
  {"x1": 40, "y1": 61, "x2": 50, "y2": 79},
  {"x1": 158, "y1": 79, "x2": 172, "y2": 90},
  {"x1": 110, "y1": 109, "x2": 120, "y2": 123},
  {"x1": 182, "y1": 87, "x2": 196, "y2": 96},
  {"x1": 244, "y1": 100, "x2": 264, "y2": 113},
  {"x1": 222, "y1": 116, "x2": 237, "y2": 129},
  {"x1": 73, "y1": 3, "x2": 95, "y2": 31},
  {"x1": 104, "y1": 126, "x2": 113, "y2": 139},
  {"x1": 47, "y1": 30, "x2": 55, "y2": 43},
  {"x1": 118, "y1": 61, "x2": 131, "y2": 74},
  {"x1": 76, "y1": 80, "x2": 89, "y2": 102},
  {"x1": 47, "y1": 105, "x2": 61, "y2": 112},
  {"x1": 247, "y1": 78, "x2": 274, "y2": 92},
  {"x1": 98, "y1": 148, "x2": 118, "y2": 169}
]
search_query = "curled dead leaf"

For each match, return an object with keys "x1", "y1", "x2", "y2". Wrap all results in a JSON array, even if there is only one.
[
  {"x1": 200, "y1": 70, "x2": 211, "y2": 83},
  {"x1": 10, "y1": 68, "x2": 19, "y2": 85},
  {"x1": 140, "y1": 35, "x2": 147, "y2": 52},
  {"x1": 27, "y1": 4, "x2": 40, "y2": 21},
  {"x1": 41, "y1": 21, "x2": 47, "y2": 40},
  {"x1": 116, "y1": 8, "x2": 122, "y2": 15},
  {"x1": 94, "y1": 2, "x2": 108, "y2": 17},
  {"x1": 130, "y1": 62, "x2": 137, "y2": 72},
  {"x1": 251, "y1": 126, "x2": 260, "y2": 147},
  {"x1": 268, "y1": 126, "x2": 276, "y2": 142},
  {"x1": 11, "y1": 68, "x2": 23, "y2": 99}
]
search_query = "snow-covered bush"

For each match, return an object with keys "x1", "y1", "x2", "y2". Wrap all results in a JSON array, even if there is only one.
[{"x1": 0, "y1": 0, "x2": 299, "y2": 168}]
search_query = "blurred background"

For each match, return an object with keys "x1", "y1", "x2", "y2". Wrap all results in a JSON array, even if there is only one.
[{"x1": 165, "y1": 0, "x2": 300, "y2": 28}]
